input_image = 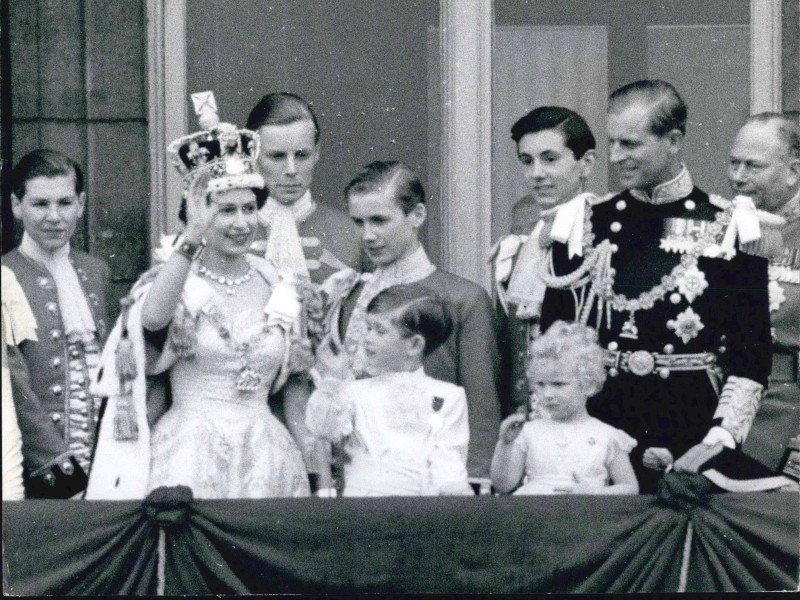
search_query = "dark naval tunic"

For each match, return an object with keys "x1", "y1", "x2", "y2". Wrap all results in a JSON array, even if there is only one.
[{"x1": 539, "y1": 172, "x2": 771, "y2": 492}]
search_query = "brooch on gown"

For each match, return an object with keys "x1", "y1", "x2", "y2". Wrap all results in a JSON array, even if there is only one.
[
  {"x1": 236, "y1": 364, "x2": 262, "y2": 393},
  {"x1": 204, "y1": 305, "x2": 267, "y2": 393}
]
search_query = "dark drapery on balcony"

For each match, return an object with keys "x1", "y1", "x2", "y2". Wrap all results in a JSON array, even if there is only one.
[{"x1": 3, "y1": 479, "x2": 798, "y2": 595}]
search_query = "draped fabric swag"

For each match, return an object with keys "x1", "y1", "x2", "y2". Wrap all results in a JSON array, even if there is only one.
[{"x1": 3, "y1": 486, "x2": 797, "y2": 594}]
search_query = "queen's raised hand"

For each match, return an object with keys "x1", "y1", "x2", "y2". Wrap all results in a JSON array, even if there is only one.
[{"x1": 183, "y1": 169, "x2": 219, "y2": 243}]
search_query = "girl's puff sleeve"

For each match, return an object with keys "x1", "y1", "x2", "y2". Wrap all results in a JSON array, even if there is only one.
[{"x1": 606, "y1": 427, "x2": 637, "y2": 467}]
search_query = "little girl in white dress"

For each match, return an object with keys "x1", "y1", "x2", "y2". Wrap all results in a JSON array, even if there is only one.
[
  {"x1": 306, "y1": 283, "x2": 473, "y2": 497},
  {"x1": 491, "y1": 321, "x2": 639, "y2": 495}
]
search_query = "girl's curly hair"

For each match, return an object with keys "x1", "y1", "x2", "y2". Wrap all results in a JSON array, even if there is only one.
[{"x1": 527, "y1": 320, "x2": 606, "y2": 395}]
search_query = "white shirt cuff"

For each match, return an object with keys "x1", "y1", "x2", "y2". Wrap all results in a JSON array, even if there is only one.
[{"x1": 703, "y1": 426, "x2": 736, "y2": 449}]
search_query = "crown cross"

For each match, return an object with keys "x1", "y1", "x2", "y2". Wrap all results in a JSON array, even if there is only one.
[
  {"x1": 186, "y1": 142, "x2": 211, "y2": 166},
  {"x1": 167, "y1": 91, "x2": 264, "y2": 197}
]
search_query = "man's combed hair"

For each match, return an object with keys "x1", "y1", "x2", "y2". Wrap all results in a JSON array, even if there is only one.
[
  {"x1": 344, "y1": 161, "x2": 425, "y2": 215},
  {"x1": 746, "y1": 112, "x2": 800, "y2": 161},
  {"x1": 510, "y1": 106, "x2": 596, "y2": 159},
  {"x1": 246, "y1": 92, "x2": 320, "y2": 144},
  {"x1": 528, "y1": 320, "x2": 607, "y2": 396},
  {"x1": 609, "y1": 80, "x2": 687, "y2": 136},
  {"x1": 12, "y1": 149, "x2": 84, "y2": 199},
  {"x1": 367, "y1": 283, "x2": 453, "y2": 356}
]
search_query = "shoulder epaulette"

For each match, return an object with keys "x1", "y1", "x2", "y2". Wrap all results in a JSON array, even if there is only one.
[{"x1": 740, "y1": 228, "x2": 785, "y2": 259}]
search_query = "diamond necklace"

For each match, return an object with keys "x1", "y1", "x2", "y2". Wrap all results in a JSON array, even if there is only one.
[{"x1": 197, "y1": 263, "x2": 255, "y2": 295}]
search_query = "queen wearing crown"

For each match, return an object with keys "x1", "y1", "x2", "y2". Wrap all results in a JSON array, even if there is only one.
[{"x1": 86, "y1": 93, "x2": 310, "y2": 499}]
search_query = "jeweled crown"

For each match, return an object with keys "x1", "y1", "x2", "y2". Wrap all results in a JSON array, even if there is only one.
[{"x1": 167, "y1": 91, "x2": 264, "y2": 195}]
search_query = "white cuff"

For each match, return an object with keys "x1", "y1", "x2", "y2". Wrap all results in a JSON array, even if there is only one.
[
  {"x1": 712, "y1": 375, "x2": 764, "y2": 444},
  {"x1": 702, "y1": 426, "x2": 736, "y2": 450}
]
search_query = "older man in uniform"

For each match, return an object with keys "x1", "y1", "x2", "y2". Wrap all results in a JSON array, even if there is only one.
[
  {"x1": 539, "y1": 81, "x2": 771, "y2": 493},
  {"x1": 728, "y1": 112, "x2": 800, "y2": 476},
  {"x1": 4, "y1": 150, "x2": 110, "y2": 498}
]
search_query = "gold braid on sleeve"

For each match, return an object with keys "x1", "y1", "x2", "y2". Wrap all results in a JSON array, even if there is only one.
[{"x1": 713, "y1": 375, "x2": 764, "y2": 444}]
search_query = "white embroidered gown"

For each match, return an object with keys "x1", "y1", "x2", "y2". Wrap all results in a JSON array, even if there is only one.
[{"x1": 146, "y1": 278, "x2": 309, "y2": 499}]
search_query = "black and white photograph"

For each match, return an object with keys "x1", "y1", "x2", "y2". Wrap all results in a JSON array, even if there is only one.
[{"x1": 2, "y1": 0, "x2": 798, "y2": 594}]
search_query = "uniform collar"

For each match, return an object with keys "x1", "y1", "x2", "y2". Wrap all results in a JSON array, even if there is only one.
[
  {"x1": 629, "y1": 164, "x2": 694, "y2": 205},
  {"x1": 367, "y1": 244, "x2": 436, "y2": 285},
  {"x1": 373, "y1": 366, "x2": 427, "y2": 381}
]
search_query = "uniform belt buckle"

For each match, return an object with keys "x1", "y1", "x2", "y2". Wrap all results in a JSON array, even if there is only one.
[{"x1": 627, "y1": 350, "x2": 656, "y2": 376}]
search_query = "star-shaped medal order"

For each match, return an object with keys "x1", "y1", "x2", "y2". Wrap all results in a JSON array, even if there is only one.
[
  {"x1": 667, "y1": 307, "x2": 705, "y2": 344},
  {"x1": 676, "y1": 265, "x2": 708, "y2": 304}
]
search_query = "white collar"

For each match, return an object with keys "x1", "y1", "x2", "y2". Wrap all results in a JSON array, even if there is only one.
[
  {"x1": 19, "y1": 232, "x2": 70, "y2": 265},
  {"x1": 629, "y1": 164, "x2": 694, "y2": 205},
  {"x1": 372, "y1": 366, "x2": 427, "y2": 381},
  {"x1": 366, "y1": 244, "x2": 436, "y2": 284},
  {"x1": 18, "y1": 233, "x2": 96, "y2": 340},
  {"x1": 263, "y1": 190, "x2": 316, "y2": 223}
]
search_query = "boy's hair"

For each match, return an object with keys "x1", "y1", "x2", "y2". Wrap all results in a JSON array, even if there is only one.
[
  {"x1": 366, "y1": 283, "x2": 453, "y2": 356},
  {"x1": 608, "y1": 80, "x2": 687, "y2": 136},
  {"x1": 246, "y1": 92, "x2": 321, "y2": 144},
  {"x1": 527, "y1": 320, "x2": 606, "y2": 395},
  {"x1": 344, "y1": 161, "x2": 424, "y2": 215},
  {"x1": 510, "y1": 106, "x2": 596, "y2": 159},
  {"x1": 12, "y1": 149, "x2": 84, "y2": 199}
]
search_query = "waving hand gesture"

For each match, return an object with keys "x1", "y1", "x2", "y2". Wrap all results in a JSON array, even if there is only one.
[{"x1": 183, "y1": 169, "x2": 219, "y2": 243}]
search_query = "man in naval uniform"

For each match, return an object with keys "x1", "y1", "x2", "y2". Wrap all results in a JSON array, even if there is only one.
[
  {"x1": 319, "y1": 161, "x2": 501, "y2": 481},
  {"x1": 538, "y1": 81, "x2": 771, "y2": 493},
  {"x1": 728, "y1": 112, "x2": 800, "y2": 477},
  {"x1": 3, "y1": 150, "x2": 110, "y2": 498}
]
